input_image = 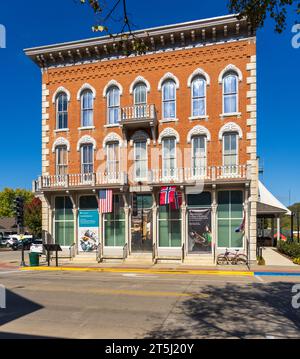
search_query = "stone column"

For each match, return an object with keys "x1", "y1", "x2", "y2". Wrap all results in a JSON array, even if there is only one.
[{"x1": 211, "y1": 186, "x2": 217, "y2": 262}]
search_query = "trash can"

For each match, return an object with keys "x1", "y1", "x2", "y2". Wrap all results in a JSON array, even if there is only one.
[{"x1": 29, "y1": 252, "x2": 40, "y2": 267}]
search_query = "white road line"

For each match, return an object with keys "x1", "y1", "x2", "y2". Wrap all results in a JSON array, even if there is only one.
[
  {"x1": 255, "y1": 275, "x2": 264, "y2": 282},
  {"x1": 0, "y1": 270, "x2": 29, "y2": 275}
]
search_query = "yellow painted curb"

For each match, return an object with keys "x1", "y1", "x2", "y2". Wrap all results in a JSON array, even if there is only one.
[{"x1": 20, "y1": 266, "x2": 254, "y2": 277}]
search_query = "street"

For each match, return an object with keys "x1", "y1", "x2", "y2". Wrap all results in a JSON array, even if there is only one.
[{"x1": 0, "y1": 264, "x2": 300, "y2": 339}]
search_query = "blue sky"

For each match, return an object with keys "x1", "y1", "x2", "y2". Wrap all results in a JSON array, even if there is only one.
[{"x1": 0, "y1": 0, "x2": 299, "y2": 205}]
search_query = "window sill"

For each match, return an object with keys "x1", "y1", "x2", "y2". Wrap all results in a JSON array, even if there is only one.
[
  {"x1": 78, "y1": 126, "x2": 95, "y2": 131},
  {"x1": 220, "y1": 112, "x2": 241, "y2": 119},
  {"x1": 104, "y1": 124, "x2": 120, "y2": 128},
  {"x1": 189, "y1": 115, "x2": 209, "y2": 121},
  {"x1": 54, "y1": 128, "x2": 70, "y2": 133},
  {"x1": 159, "y1": 118, "x2": 179, "y2": 123}
]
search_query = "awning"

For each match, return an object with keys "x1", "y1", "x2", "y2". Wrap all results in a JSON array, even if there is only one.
[{"x1": 257, "y1": 181, "x2": 291, "y2": 216}]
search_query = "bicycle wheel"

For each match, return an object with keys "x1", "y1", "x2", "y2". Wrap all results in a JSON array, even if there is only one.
[
  {"x1": 217, "y1": 254, "x2": 229, "y2": 265},
  {"x1": 236, "y1": 254, "x2": 248, "y2": 265}
]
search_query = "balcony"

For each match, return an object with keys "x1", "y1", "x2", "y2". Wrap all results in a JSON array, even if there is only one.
[
  {"x1": 120, "y1": 104, "x2": 158, "y2": 141},
  {"x1": 146, "y1": 165, "x2": 251, "y2": 185},
  {"x1": 33, "y1": 172, "x2": 128, "y2": 193}
]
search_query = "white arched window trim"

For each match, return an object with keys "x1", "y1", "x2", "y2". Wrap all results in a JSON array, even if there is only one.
[
  {"x1": 102, "y1": 132, "x2": 123, "y2": 148},
  {"x1": 129, "y1": 76, "x2": 151, "y2": 94},
  {"x1": 52, "y1": 86, "x2": 71, "y2": 104},
  {"x1": 52, "y1": 137, "x2": 70, "y2": 153},
  {"x1": 158, "y1": 72, "x2": 180, "y2": 91},
  {"x1": 103, "y1": 80, "x2": 123, "y2": 97},
  {"x1": 158, "y1": 127, "x2": 180, "y2": 144},
  {"x1": 129, "y1": 130, "x2": 150, "y2": 146},
  {"x1": 218, "y1": 64, "x2": 243, "y2": 84},
  {"x1": 218, "y1": 122, "x2": 243, "y2": 140},
  {"x1": 76, "y1": 83, "x2": 96, "y2": 100},
  {"x1": 187, "y1": 126, "x2": 211, "y2": 143},
  {"x1": 187, "y1": 68, "x2": 211, "y2": 87},
  {"x1": 77, "y1": 135, "x2": 97, "y2": 151}
]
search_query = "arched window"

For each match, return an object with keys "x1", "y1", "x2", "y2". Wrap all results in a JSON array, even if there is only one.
[
  {"x1": 106, "y1": 142, "x2": 120, "y2": 179},
  {"x1": 223, "y1": 132, "x2": 238, "y2": 174},
  {"x1": 191, "y1": 77, "x2": 206, "y2": 117},
  {"x1": 133, "y1": 83, "x2": 147, "y2": 118},
  {"x1": 55, "y1": 145, "x2": 68, "y2": 176},
  {"x1": 81, "y1": 90, "x2": 94, "y2": 127},
  {"x1": 56, "y1": 92, "x2": 68, "y2": 129},
  {"x1": 134, "y1": 140, "x2": 148, "y2": 181},
  {"x1": 162, "y1": 137, "x2": 176, "y2": 179},
  {"x1": 223, "y1": 72, "x2": 238, "y2": 114},
  {"x1": 191, "y1": 135, "x2": 206, "y2": 177},
  {"x1": 107, "y1": 86, "x2": 120, "y2": 125},
  {"x1": 162, "y1": 80, "x2": 176, "y2": 119},
  {"x1": 81, "y1": 144, "x2": 94, "y2": 174}
]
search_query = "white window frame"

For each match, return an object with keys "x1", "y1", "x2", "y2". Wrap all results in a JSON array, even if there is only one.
[
  {"x1": 56, "y1": 92, "x2": 68, "y2": 130},
  {"x1": 191, "y1": 135, "x2": 207, "y2": 178},
  {"x1": 107, "y1": 86, "x2": 120, "y2": 125},
  {"x1": 106, "y1": 142, "x2": 120, "y2": 178},
  {"x1": 222, "y1": 132, "x2": 239, "y2": 172},
  {"x1": 55, "y1": 145, "x2": 68, "y2": 176},
  {"x1": 191, "y1": 76, "x2": 207, "y2": 117},
  {"x1": 162, "y1": 80, "x2": 176, "y2": 120},
  {"x1": 162, "y1": 137, "x2": 177, "y2": 179},
  {"x1": 81, "y1": 89, "x2": 94, "y2": 127},
  {"x1": 134, "y1": 140, "x2": 148, "y2": 181},
  {"x1": 80, "y1": 143, "x2": 94, "y2": 175},
  {"x1": 222, "y1": 73, "x2": 239, "y2": 115}
]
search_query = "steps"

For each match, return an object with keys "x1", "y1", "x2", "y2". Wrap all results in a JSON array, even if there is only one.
[
  {"x1": 125, "y1": 253, "x2": 153, "y2": 264},
  {"x1": 183, "y1": 254, "x2": 215, "y2": 266}
]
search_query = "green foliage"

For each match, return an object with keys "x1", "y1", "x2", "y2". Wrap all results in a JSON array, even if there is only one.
[
  {"x1": 0, "y1": 188, "x2": 34, "y2": 218},
  {"x1": 277, "y1": 240, "x2": 300, "y2": 258},
  {"x1": 229, "y1": 0, "x2": 300, "y2": 33},
  {"x1": 281, "y1": 202, "x2": 300, "y2": 231},
  {"x1": 24, "y1": 197, "x2": 42, "y2": 238}
]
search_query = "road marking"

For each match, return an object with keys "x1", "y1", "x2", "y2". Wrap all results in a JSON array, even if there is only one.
[
  {"x1": 122, "y1": 273, "x2": 159, "y2": 278},
  {"x1": 0, "y1": 270, "x2": 28, "y2": 275},
  {"x1": 255, "y1": 275, "x2": 264, "y2": 282},
  {"x1": 21, "y1": 266, "x2": 254, "y2": 277}
]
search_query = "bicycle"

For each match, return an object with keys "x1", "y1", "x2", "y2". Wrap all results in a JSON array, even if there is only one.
[{"x1": 217, "y1": 248, "x2": 248, "y2": 265}]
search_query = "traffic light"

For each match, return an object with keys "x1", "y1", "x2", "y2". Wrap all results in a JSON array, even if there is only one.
[{"x1": 14, "y1": 196, "x2": 24, "y2": 228}]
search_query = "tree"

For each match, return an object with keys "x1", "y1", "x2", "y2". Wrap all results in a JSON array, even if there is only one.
[
  {"x1": 0, "y1": 188, "x2": 34, "y2": 218},
  {"x1": 24, "y1": 197, "x2": 42, "y2": 238},
  {"x1": 80, "y1": 0, "x2": 299, "y2": 36}
]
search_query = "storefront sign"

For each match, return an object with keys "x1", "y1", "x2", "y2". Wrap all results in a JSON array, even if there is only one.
[
  {"x1": 188, "y1": 209, "x2": 212, "y2": 253},
  {"x1": 78, "y1": 210, "x2": 99, "y2": 252}
]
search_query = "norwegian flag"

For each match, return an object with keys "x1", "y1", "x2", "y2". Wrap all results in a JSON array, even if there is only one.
[
  {"x1": 235, "y1": 211, "x2": 246, "y2": 233},
  {"x1": 171, "y1": 191, "x2": 183, "y2": 210},
  {"x1": 160, "y1": 186, "x2": 176, "y2": 206},
  {"x1": 99, "y1": 189, "x2": 113, "y2": 214}
]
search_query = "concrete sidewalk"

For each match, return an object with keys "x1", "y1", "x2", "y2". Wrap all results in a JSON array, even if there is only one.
[{"x1": 261, "y1": 247, "x2": 297, "y2": 267}]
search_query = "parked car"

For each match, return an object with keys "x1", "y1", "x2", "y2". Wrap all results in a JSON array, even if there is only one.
[
  {"x1": 0, "y1": 236, "x2": 10, "y2": 247},
  {"x1": 9, "y1": 236, "x2": 34, "y2": 251}
]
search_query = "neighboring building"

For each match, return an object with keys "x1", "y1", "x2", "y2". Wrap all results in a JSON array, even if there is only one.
[
  {"x1": 0, "y1": 217, "x2": 29, "y2": 237},
  {"x1": 25, "y1": 14, "x2": 259, "y2": 264}
]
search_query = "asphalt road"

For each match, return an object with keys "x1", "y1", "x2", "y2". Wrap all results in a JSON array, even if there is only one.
[{"x1": 0, "y1": 267, "x2": 300, "y2": 339}]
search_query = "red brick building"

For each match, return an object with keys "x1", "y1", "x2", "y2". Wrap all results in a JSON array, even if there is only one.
[{"x1": 26, "y1": 14, "x2": 258, "y2": 264}]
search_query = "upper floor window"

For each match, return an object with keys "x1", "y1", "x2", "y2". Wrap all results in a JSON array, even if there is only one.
[
  {"x1": 192, "y1": 135, "x2": 206, "y2": 177},
  {"x1": 192, "y1": 77, "x2": 206, "y2": 117},
  {"x1": 133, "y1": 83, "x2": 147, "y2": 119},
  {"x1": 81, "y1": 90, "x2": 94, "y2": 127},
  {"x1": 56, "y1": 92, "x2": 68, "y2": 129},
  {"x1": 223, "y1": 133, "x2": 238, "y2": 167},
  {"x1": 134, "y1": 141, "x2": 148, "y2": 181},
  {"x1": 55, "y1": 145, "x2": 68, "y2": 176},
  {"x1": 106, "y1": 142, "x2": 120, "y2": 176},
  {"x1": 223, "y1": 73, "x2": 238, "y2": 114},
  {"x1": 162, "y1": 80, "x2": 176, "y2": 119},
  {"x1": 81, "y1": 144, "x2": 94, "y2": 174},
  {"x1": 162, "y1": 137, "x2": 176, "y2": 178},
  {"x1": 107, "y1": 86, "x2": 120, "y2": 125}
]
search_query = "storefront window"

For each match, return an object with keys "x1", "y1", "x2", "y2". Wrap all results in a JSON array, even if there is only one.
[
  {"x1": 158, "y1": 205, "x2": 181, "y2": 247},
  {"x1": 54, "y1": 196, "x2": 74, "y2": 246},
  {"x1": 104, "y1": 195, "x2": 125, "y2": 247},
  {"x1": 217, "y1": 191, "x2": 244, "y2": 248}
]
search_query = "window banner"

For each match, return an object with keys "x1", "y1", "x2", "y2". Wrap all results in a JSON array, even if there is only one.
[
  {"x1": 78, "y1": 210, "x2": 99, "y2": 252},
  {"x1": 188, "y1": 209, "x2": 212, "y2": 253}
]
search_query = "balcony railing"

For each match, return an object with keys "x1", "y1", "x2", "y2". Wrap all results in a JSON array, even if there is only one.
[
  {"x1": 33, "y1": 172, "x2": 128, "y2": 192},
  {"x1": 33, "y1": 165, "x2": 250, "y2": 192},
  {"x1": 121, "y1": 104, "x2": 156, "y2": 121}
]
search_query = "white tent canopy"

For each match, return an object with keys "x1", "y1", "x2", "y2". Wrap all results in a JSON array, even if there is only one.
[{"x1": 258, "y1": 181, "x2": 291, "y2": 216}]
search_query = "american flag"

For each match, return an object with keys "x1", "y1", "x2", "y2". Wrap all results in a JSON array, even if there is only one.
[{"x1": 99, "y1": 189, "x2": 113, "y2": 214}]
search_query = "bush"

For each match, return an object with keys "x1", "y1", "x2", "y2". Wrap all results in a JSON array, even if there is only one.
[
  {"x1": 277, "y1": 240, "x2": 300, "y2": 258},
  {"x1": 293, "y1": 257, "x2": 300, "y2": 265},
  {"x1": 257, "y1": 256, "x2": 265, "y2": 265}
]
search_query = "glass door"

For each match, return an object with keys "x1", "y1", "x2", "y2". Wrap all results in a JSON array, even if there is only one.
[{"x1": 131, "y1": 194, "x2": 153, "y2": 252}]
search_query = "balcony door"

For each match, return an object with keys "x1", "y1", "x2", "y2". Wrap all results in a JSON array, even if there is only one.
[
  {"x1": 131, "y1": 194, "x2": 153, "y2": 253},
  {"x1": 133, "y1": 83, "x2": 147, "y2": 119}
]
